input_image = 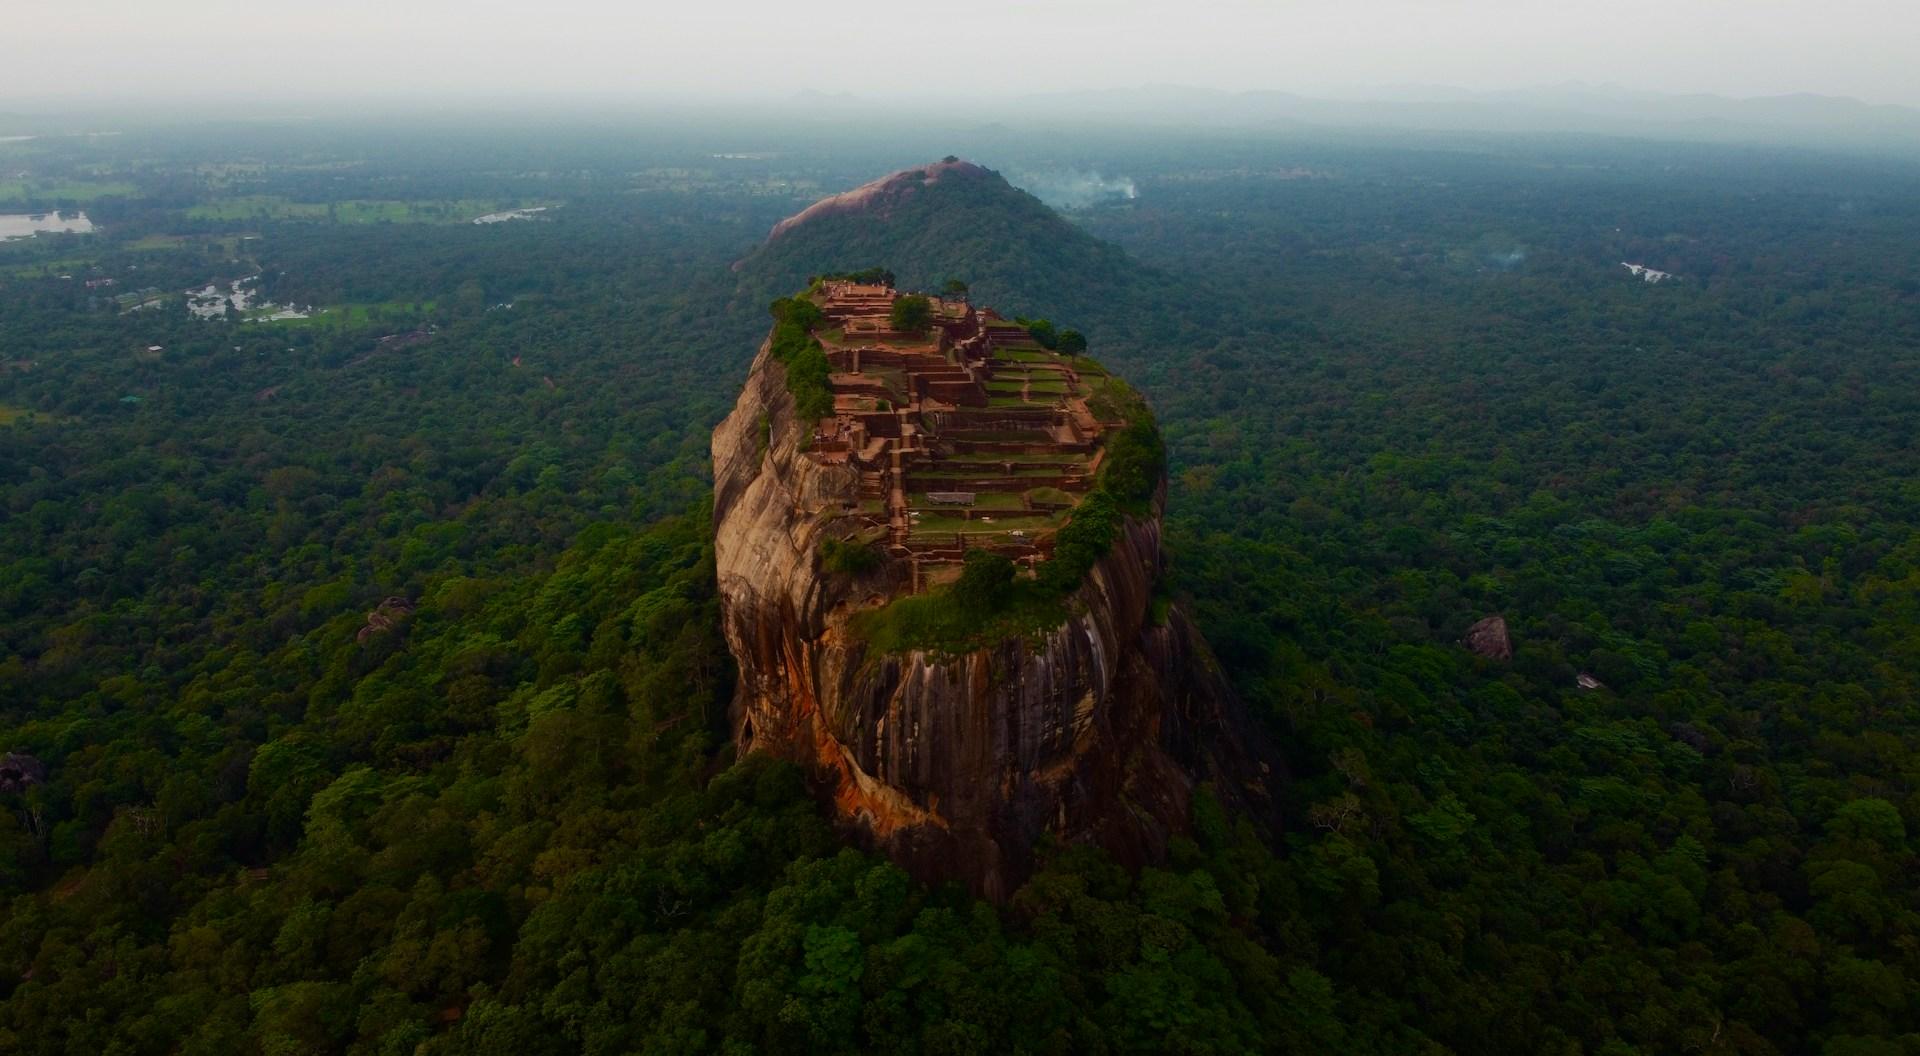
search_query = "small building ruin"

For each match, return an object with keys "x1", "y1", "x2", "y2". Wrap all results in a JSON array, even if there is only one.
[{"x1": 800, "y1": 279, "x2": 1125, "y2": 590}]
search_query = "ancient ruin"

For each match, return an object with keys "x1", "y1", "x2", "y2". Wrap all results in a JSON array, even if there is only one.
[
  {"x1": 711, "y1": 275, "x2": 1279, "y2": 899},
  {"x1": 801, "y1": 279, "x2": 1122, "y2": 592}
]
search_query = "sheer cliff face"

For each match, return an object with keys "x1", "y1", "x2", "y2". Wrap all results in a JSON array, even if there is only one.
[{"x1": 713, "y1": 340, "x2": 1277, "y2": 900}]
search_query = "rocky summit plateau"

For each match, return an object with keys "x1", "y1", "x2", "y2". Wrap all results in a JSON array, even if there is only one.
[{"x1": 712, "y1": 271, "x2": 1278, "y2": 899}]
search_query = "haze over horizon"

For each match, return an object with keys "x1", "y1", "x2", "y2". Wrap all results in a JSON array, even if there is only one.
[{"x1": 8, "y1": 0, "x2": 1920, "y2": 110}]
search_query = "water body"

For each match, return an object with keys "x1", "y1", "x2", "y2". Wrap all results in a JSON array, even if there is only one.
[
  {"x1": 472, "y1": 206, "x2": 547, "y2": 224},
  {"x1": 0, "y1": 211, "x2": 94, "y2": 240}
]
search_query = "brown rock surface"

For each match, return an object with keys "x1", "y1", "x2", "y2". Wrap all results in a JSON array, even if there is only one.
[
  {"x1": 713, "y1": 331, "x2": 1278, "y2": 900},
  {"x1": 1463, "y1": 615, "x2": 1514, "y2": 661},
  {"x1": 763, "y1": 159, "x2": 991, "y2": 245}
]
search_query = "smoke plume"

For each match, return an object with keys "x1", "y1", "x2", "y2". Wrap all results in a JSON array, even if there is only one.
[{"x1": 1013, "y1": 170, "x2": 1139, "y2": 211}]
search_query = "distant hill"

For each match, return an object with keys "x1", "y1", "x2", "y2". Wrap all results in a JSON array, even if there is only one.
[
  {"x1": 730, "y1": 159, "x2": 1198, "y2": 348},
  {"x1": 1009, "y1": 83, "x2": 1920, "y2": 156}
]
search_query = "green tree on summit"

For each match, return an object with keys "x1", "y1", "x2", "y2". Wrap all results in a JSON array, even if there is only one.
[
  {"x1": 890, "y1": 294, "x2": 932, "y2": 333},
  {"x1": 953, "y1": 549, "x2": 1016, "y2": 612}
]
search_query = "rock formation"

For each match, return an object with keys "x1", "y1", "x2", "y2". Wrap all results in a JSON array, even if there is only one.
[
  {"x1": 764, "y1": 158, "x2": 990, "y2": 245},
  {"x1": 712, "y1": 279, "x2": 1277, "y2": 899},
  {"x1": 1462, "y1": 615, "x2": 1513, "y2": 661},
  {"x1": 0, "y1": 752, "x2": 46, "y2": 795}
]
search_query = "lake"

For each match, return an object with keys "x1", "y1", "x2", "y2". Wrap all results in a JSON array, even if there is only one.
[{"x1": 0, "y1": 211, "x2": 94, "y2": 240}]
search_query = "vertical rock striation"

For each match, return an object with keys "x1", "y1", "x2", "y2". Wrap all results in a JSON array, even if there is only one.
[{"x1": 714, "y1": 335, "x2": 1278, "y2": 900}]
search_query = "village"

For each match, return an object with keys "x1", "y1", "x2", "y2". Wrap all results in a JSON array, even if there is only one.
[{"x1": 801, "y1": 279, "x2": 1125, "y2": 592}]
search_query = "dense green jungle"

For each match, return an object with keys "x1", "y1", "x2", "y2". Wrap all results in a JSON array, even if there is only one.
[{"x1": 1, "y1": 115, "x2": 1918, "y2": 1054}]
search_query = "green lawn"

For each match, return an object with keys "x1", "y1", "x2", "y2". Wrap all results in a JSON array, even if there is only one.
[
  {"x1": 946, "y1": 429, "x2": 1055, "y2": 442},
  {"x1": 943, "y1": 452, "x2": 1087, "y2": 465},
  {"x1": 907, "y1": 513, "x2": 1055, "y2": 540},
  {"x1": 1024, "y1": 487, "x2": 1077, "y2": 506},
  {"x1": 990, "y1": 348, "x2": 1055, "y2": 363},
  {"x1": 910, "y1": 491, "x2": 1027, "y2": 511},
  {"x1": 247, "y1": 300, "x2": 437, "y2": 327},
  {"x1": 913, "y1": 467, "x2": 1065, "y2": 481}
]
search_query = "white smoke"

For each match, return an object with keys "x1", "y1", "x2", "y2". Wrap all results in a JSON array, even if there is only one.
[{"x1": 1014, "y1": 170, "x2": 1139, "y2": 211}]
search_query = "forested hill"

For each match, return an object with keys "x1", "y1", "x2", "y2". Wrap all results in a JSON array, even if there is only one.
[{"x1": 731, "y1": 158, "x2": 1206, "y2": 352}]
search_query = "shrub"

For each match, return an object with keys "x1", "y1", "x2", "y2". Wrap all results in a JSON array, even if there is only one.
[
  {"x1": 820, "y1": 537, "x2": 883, "y2": 576},
  {"x1": 890, "y1": 294, "x2": 932, "y2": 333},
  {"x1": 767, "y1": 298, "x2": 833, "y2": 424},
  {"x1": 818, "y1": 267, "x2": 894, "y2": 286},
  {"x1": 953, "y1": 550, "x2": 1015, "y2": 611}
]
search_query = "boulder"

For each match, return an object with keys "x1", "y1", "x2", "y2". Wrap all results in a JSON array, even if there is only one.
[{"x1": 1463, "y1": 615, "x2": 1513, "y2": 661}]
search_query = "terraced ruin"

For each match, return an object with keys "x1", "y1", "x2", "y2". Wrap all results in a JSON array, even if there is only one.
[{"x1": 800, "y1": 280, "x2": 1126, "y2": 591}]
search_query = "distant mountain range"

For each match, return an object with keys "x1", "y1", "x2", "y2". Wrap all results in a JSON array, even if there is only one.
[{"x1": 999, "y1": 82, "x2": 1920, "y2": 155}]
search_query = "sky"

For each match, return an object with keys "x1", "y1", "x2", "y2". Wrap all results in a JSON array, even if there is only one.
[{"x1": 8, "y1": 0, "x2": 1919, "y2": 109}]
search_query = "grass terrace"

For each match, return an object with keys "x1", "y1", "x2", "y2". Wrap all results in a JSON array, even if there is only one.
[
  {"x1": 788, "y1": 279, "x2": 1165, "y2": 652},
  {"x1": 908, "y1": 491, "x2": 1028, "y2": 510}
]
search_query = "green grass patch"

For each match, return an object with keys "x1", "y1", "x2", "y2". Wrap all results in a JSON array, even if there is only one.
[
  {"x1": 0, "y1": 403, "x2": 73, "y2": 426},
  {"x1": 0, "y1": 257, "x2": 93, "y2": 278},
  {"x1": 911, "y1": 491, "x2": 1026, "y2": 510},
  {"x1": 1024, "y1": 486, "x2": 1075, "y2": 506},
  {"x1": 908, "y1": 511, "x2": 1055, "y2": 536},
  {"x1": 251, "y1": 301, "x2": 437, "y2": 328},
  {"x1": 946, "y1": 429, "x2": 1055, "y2": 442},
  {"x1": 913, "y1": 467, "x2": 1065, "y2": 480},
  {"x1": 184, "y1": 197, "x2": 537, "y2": 224},
  {"x1": 944, "y1": 452, "x2": 1087, "y2": 466}
]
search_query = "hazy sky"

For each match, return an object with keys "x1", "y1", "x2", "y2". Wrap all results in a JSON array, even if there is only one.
[{"x1": 9, "y1": 0, "x2": 1919, "y2": 108}]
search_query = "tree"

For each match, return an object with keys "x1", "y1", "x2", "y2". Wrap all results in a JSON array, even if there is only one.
[
  {"x1": 889, "y1": 294, "x2": 932, "y2": 333},
  {"x1": 1057, "y1": 329, "x2": 1087, "y2": 355},
  {"x1": 953, "y1": 549, "x2": 1015, "y2": 612}
]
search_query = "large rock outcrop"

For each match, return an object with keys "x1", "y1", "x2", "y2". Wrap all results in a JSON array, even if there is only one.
[{"x1": 712, "y1": 336, "x2": 1278, "y2": 899}]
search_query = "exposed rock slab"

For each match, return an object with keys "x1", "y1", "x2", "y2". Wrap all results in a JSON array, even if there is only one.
[{"x1": 713, "y1": 338, "x2": 1278, "y2": 899}]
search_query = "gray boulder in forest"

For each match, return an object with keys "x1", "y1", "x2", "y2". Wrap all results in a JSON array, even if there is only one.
[{"x1": 1463, "y1": 615, "x2": 1513, "y2": 661}]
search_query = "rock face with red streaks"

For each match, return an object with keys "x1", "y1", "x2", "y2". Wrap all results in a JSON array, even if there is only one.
[{"x1": 712, "y1": 326, "x2": 1278, "y2": 900}]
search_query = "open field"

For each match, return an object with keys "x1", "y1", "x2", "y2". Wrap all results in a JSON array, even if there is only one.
[
  {"x1": 254, "y1": 300, "x2": 437, "y2": 328},
  {"x1": 186, "y1": 197, "x2": 548, "y2": 223},
  {"x1": 0, "y1": 257, "x2": 93, "y2": 278},
  {"x1": 0, "y1": 403, "x2": 74, "y2": 425},
  {"x1": 0, "y1": 180, "x2": 139, "y2": 202}
]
